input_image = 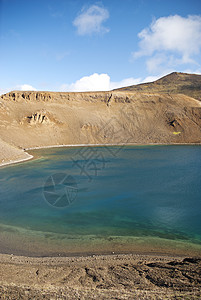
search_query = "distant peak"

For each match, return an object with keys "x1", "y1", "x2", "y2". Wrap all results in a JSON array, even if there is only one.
[
  {"x1": 155, "y1": 71, "x2": 194, "y2": 83},
  {"x1": 160, "y1": 72, "x2": 184, "y2": 78},
  {"x1": 165, "y1": 71, "x2": 196, "y2": 77}
]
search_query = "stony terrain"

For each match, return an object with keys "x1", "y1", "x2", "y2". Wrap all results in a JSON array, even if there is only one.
[
  {"x1": 0, "y1": 72, "x2": 201, "y2": 166},
  {"x1": 0, "y1": 253, "x2": 201, "y2": 299}
]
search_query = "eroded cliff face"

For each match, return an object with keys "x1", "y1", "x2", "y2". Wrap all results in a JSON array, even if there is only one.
[
  {"x1": 1, "y1": 91, "x2": 113, "y2": 103},
  {"x1": 0, "y1": 87, "x2": 201, "y2": 164}
]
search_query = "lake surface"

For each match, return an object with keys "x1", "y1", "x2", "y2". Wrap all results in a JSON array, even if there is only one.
[{"x1": 0, "y1": 145, "x2": 201, "y2": 256}]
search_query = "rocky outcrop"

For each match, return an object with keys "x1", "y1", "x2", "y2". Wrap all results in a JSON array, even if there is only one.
[
  {"x1": 26, "y1": 112, "x2": 50, "y2": 125},
  {"x1": 0, "y1": 90, "x2": 135, "y2": 105},
  {"x1": 19, "y1": 110, "x2": 60, "y2": 126},
  {"x1": 1, "y1": 92, "x2": 53, "y2": 102}
]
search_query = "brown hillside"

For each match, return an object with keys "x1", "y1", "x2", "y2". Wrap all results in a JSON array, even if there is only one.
[
  {"x1": 0, "y1": 73, "x2": 201, "y2": 165},
  {"x1": 115, "y1": 72, "x2": 201, "y2": 101},
  {"x1": 0, "y1": 74, "x2": 201, "y2": 299}
]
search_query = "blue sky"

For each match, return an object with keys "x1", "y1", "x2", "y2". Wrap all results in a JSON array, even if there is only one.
[{"x1": 0, "y1": 0, "x2": 201, "y2": 93}]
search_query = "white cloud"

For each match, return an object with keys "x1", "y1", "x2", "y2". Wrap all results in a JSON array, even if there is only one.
[
  {"x1": 133, "y1": 15, "x2": 201, "y2": 72},
  {"x1": 16, "y1": 84, "x2": 37, "y2": 91},
  {"x1": 0, "y1": 84, "x2": 37, "y2": 96},
  {"x1": 73, "y1": 5, "x2": 109, "y2": 35},
  {"x1": 60, "y1": 73, "x2": 143, "y2": 92},
  {"x1": 61, "y1": 73, "x2": 110, "y2": 91}
]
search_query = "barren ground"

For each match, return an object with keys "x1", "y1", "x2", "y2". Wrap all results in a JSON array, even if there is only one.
[{"x1": 0, "y1": 253, "x2": 201, "y2": 299}]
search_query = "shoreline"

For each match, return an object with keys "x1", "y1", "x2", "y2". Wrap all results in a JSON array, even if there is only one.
[
  {"x1": 0, "y1": 152, "x2": 34, "y2": 168},
  {"x1": 0, "y1": 220, "x2": 201, "y2": 259},
  {"x1": 0, "y1": 142, "x2": 200, "y2": 169},
  {"x1": 25, "y1": 141, "x2": 201, "y2": 151}
]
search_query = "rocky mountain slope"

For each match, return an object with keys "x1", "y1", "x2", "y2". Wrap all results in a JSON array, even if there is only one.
[
  {"x1": 115, "y1": 72, "x2": 201, "y2": 101},
  {"x1": 0, "y1": 72, "x2": 201, "y2": 165}
]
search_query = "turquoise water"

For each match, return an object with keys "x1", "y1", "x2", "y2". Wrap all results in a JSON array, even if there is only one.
[{"x1": 0, "y1": 145, "x2": 201, "y2": 256}]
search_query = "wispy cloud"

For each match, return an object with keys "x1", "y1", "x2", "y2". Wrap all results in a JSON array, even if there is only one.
[
  {"x1": 48, "y1": 5, "x2": 63, "y2": 18},
  {"x1": 73, "y1": 4, "x2": 109, "y2": 36},
  {"x1": 56, "y1": 51, "x2": 70, "y2": 61},
  {"x1": 109, "y1": 77, "x2": 142, "y2": 90},
  {"x1": 0, "y1": 88, "x2": 10, "y2": 96},
  {"x1": 133, "y1": 15, "x2": 201, "y2": 73}
]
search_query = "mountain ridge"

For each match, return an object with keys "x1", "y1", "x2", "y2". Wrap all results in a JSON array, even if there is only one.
[{"x1": 114, "y1": 72, "x2": 201, "y2": 101}]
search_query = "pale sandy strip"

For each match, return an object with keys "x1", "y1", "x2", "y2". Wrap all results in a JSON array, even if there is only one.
[
  {"x1": 25, "y1": 142, "x2": 201, "y2": 151},
  {"x1": 0, "y1": 153, "x2": 33, "y2": 168},
  {"x1": 25, "y1": 143, "x2": 130, "y2": 150}
]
